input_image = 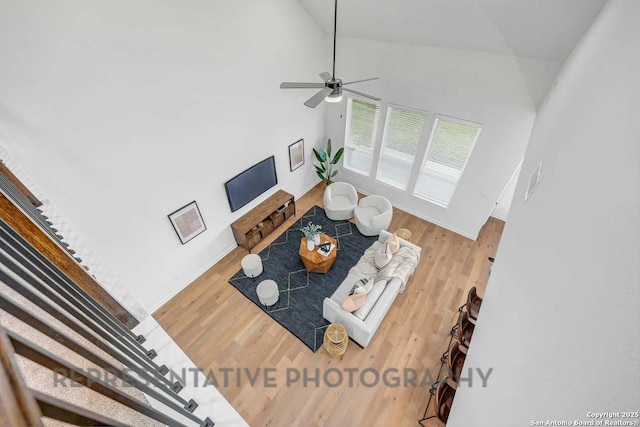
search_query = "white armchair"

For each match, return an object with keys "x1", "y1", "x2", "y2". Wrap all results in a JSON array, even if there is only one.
[
  {"x1": 324, "y1": 182, "x2": 358, "y2": 221},
  {"x1": 354, "y1": 195, "x2": 393, "y2": 236}
]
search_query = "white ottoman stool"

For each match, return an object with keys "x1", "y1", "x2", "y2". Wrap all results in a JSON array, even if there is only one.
[
  {"x1": 256, "y1": 280, "x2": 279, "y2": 307},
  {"x1": 241, "y1": 254, "x2": 263, "y2": 279}
]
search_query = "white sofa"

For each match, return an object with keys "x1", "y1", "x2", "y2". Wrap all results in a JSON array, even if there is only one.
[
  {"x1": 324, "y1": 182, "x2": 358, "y2": 221},
  {"x1": 323, "y1": 230, "x2": 421, "y2": 348},
  {"x1": 354, "y1": 195, "x2": 393, "y2": 236}
]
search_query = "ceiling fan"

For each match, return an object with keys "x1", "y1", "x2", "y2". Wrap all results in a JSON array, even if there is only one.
[{"x1": 280, "y1": 0, "x2": 381, "y2": 108}]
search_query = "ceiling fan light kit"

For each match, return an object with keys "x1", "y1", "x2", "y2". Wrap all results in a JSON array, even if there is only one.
[
  {"x1": 280, "y1": 0, "x2": 380, "y2": 108},
  {"x1": 325, "y1": 89, "x2": 343, "y2": 103}
]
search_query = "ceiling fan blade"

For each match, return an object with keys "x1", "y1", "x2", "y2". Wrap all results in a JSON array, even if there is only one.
[
  {"x1": 319, "y1": 71, "x2": 332, "y2": 81},
  {"x1": 304, "y1": 87, "x2": 334, "y2": 108},
  {"x1": 343, "y1": 77, "x2": 380, "y2": 86},
  {"x1": 281, "y1": 0, "x2": 383, "y2": 108},
  {"x1": 342, "y1": 88, "x2": 381, "y2": 101},
  {"x1": 280, "y1": 82, "x2": 326, "y2": 89}
]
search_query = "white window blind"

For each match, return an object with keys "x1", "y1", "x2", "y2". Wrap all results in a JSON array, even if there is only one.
[
  {"x1": 414, "y1": 116, "x2": 481, "y2": 207},
  {"x1": 343, "y1": 98, "x2": 381, "y2": 176},
  {"x1": 376, "y1": 106, "x2": 426, "y2": 189}
]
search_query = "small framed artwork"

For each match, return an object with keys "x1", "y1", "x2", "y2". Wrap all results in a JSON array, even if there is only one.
[
  {"x1": 288, "y1": 138, "x2": 304, "y2": 172},
  {"x1": 168, "y1": 201, "x2": 206, "y2": 244}
]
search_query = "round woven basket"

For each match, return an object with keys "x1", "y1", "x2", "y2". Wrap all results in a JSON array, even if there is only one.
[
  {"x1": 396, "y1": 228, "x2": 412, "y2": 241},
  {"x1": 324, "y1": 323, "x2": 348, "y2": 356}
]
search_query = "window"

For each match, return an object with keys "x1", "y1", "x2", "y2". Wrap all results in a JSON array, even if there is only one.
[
  {"x1": 376, "y1": 106, "x2": 427, "y2": 189},
  {"x1": 343, "y1": 98, "x2": 381, "y2": 176},
  {"x1": 414, "y1": 116, "x2": 481, "y2": 207}
]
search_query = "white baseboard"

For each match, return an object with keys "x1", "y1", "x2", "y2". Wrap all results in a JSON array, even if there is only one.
[
  {"x1": 148, "y1": 243, "x2": 238, "y2": 315},
  {"x1": 296, "y1": 179, "x2": 322, "y2": 201},
  {"x1": 490, "y1": 213, "x2": 508, "y2": 222},
  {"x1": 355, "y1": 188, "x2": 479, "y2": 241},
  {"x1": 396, "y1": 203, "x2": 479, "y2": 241}
]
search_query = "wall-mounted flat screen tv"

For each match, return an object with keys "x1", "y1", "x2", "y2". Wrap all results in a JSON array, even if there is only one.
[{"x1": 224, "y1": 156, "x2": 277, "y2": 212}]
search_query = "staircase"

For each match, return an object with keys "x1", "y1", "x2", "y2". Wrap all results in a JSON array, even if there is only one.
[{"x1": 0, "y1": 218, "x2": 216, "y2": 426}]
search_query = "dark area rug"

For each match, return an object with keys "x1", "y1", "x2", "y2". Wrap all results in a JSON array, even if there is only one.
[{"x1": 228, "y1": 206, "x2": 377, "y2": 352}]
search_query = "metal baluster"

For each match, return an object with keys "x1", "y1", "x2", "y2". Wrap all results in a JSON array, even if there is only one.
[
  {"x1": 8, "y1": 330, "x2": 203, "y2": 427},
  {"x1": 0, "y1": 216, "x2": 142, "y2": 345}
]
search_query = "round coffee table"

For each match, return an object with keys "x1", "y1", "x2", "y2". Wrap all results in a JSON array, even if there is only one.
[{"x1": 298, "y1": 233, "x2": 337, "y2": 273}]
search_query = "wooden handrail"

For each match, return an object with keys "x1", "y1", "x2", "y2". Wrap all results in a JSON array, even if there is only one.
[
  {"x1": 0, "y1": 192, "x2": 138, "y2": 328},
  {"x1": 0, "y1": 161, "x2": 42, "y2": 207},
  {"x1": 0, "y1": 327, "x2": 43, "y2": 427}
]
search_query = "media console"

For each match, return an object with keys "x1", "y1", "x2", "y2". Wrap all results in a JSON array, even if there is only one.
[{"x1": 231, "y1": 190, "x2": 295, "y2": 252}]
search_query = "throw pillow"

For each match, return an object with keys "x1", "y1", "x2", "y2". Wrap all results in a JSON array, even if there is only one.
[
  {"x1": 341, "y1": 293, "x2": 366, "y2": 312},
  {"x1": 385, "y1": 232, "x2": 401, "y2": 256},
  {"x1": 349, "y1": 278, "x2": 374, "y2": 295},
  {"x1": 354, "y1": 279, "x2": 388, "y2": 320}
]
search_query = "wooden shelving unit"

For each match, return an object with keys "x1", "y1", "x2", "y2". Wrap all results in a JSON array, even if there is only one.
[{"x1": 231, "y1": 190, "x2": 295, "y2": 252}]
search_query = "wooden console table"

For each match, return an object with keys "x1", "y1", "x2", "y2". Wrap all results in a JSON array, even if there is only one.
[{"x1": 231, "y1": 190, "x2": 295, "y2": 252}]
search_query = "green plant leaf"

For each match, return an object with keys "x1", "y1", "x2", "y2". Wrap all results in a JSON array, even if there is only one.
[
  {"x1": 316, "y1": 171, "x2": 325, "y2": 180},
  {"x1": 315, "y1": 165, "x2": 325, "y2": 174},
  {"x1": 331, "y1": 147, "x2": 344, "y2": 164},
  {"x1": 330, "y1": 170, "x2": 338, "y2": 177},
  {"x1": 327, "y1": 139, "x2": 332, "y2": 158},
  {"x1": 312, "y1": 148, "x2": 323, "y2": 163}
]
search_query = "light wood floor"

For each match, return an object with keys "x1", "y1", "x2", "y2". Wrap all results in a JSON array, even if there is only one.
[{"x1": 154, "y1": 183, "x2": 504, "y2": 427}]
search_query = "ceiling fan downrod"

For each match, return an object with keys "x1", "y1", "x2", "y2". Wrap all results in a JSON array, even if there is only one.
[
  {"x1": 332, "y1": 0, "x2": 337, "y2": 80},
  {"x1": 278, "y1": 0, "x2": 381, "y2": 108}
]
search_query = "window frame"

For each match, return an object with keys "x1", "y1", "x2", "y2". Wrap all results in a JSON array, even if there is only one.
[
  {"x1": 375, "y1": 104, "x2": 429, "y2": 190},
  {"x1": 342, "y1": 97, "x2": 382, "y2": 177},
  {"x1": 412, "y1": 114, "x2": 482, "y2": 208}
]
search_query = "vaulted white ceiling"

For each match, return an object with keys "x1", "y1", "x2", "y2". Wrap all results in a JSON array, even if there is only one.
[{"x1": 298, "y1": 0, "x2": 608, "y2": 63}]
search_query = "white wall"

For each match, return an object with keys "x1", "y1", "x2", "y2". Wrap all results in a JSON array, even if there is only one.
[
  {"x1": 324, "y1": 37, "x2": 559, "y2": 239},
  {"x1": 448, "y1": 0, "x2": 640, "y2": 425},
  {"x1": 490, "y1": 159, "x2": 522, "y2": 221},
  {"x1": 0, "y1": 0, "x2": 327, "y2": 315}
]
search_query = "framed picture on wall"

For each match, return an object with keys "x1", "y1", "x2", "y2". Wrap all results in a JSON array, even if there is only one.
[
  {"x1": 289, "y1": 139, "x2": 304, "y2": 172},
  {"x1": 168, "y1": 200, "x2": 206, "y2": 244}
]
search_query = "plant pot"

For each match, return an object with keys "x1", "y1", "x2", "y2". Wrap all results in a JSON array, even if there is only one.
[
  {"x1": 313, "y1": 234, "x2": 321, "y2": 245},
  {"x1": 306, "y1": 238, "x2": 315, "y2": 251}
]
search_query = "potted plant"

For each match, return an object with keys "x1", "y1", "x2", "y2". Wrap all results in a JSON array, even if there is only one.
[
  {"x1": 313, "y1": 138, "x2": 344, "y2": 186},
  {"x1": 301, "y1": 221, "x2": 322, "y2": 250}
]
